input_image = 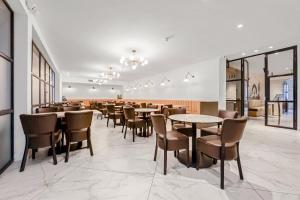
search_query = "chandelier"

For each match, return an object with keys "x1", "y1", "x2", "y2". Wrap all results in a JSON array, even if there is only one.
[
  {"x1": 120, "y1": 50, "x2": 148, "y2": 70},
  {"x1": 100, "y1": 66, "x2": 120, "y2": 80}
]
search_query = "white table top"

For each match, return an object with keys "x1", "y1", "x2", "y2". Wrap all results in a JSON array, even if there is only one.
[
  {"x1": 168, "y1": 114, "x2": 223, "y2": 124},
  {"x1": 34, "y1": 110, "x2": 101, "y2": 118},
  {"x1": 134, "y1": 108, "x2": 160, "y2": 113}
]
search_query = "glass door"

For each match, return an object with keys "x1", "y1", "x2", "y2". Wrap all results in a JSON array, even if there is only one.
[
  {"x1": 226, "y1": 59, "x2": 245, "y2": 116},
  {"x1": 265, "y1": 47, "x2": 297, "y2": 129},
  {"x1": 0, "y1": 0, "x2": 13, "y2": 174}
]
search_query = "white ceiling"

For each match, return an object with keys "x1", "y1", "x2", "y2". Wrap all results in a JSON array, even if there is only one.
[{"x1": 33, "y1": 0, "x2": 300, "y2": 82}]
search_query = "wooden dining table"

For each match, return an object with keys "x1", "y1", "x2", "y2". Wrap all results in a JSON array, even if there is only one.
[
  {"x1": 134, "y1": 108, "x2": 160, "y2": 137},
  {"x1": 168, "y1": 114, "x2": 223, "y2": 168}
]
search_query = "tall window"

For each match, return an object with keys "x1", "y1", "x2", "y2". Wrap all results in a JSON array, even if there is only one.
[
  {"x1": 0, "y1": 0, "x2": 13, "y2": 174},
  {"x1": 31, "y1": 43, "x2": 55, "y2": 113}
]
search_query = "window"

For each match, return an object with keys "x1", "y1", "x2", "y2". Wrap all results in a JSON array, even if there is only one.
[
  {"x1": 0, "y1": 0, "x2": 13, "y2": 174},
  {"x1": 31, "y1": 43, "x2": 55, "y2": 113}
]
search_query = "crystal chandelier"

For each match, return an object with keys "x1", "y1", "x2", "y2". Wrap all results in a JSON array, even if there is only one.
[
  {"x1": 120, "y1": 50, "x2": 148, "y2": 70},
  {"x1": 100, "y1": 66, "x2": 120, "y2": 80}
]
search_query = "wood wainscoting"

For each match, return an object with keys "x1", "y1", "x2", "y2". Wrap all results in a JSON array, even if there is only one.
[{"x1": 67, "y1": 98, "x2": 218, "y2": 114}]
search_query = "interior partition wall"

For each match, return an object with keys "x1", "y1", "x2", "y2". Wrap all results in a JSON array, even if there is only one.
[
  {"x1": 226, "y1": 46, "x2": 298, "y2": 130},
  {"x1": 0, "y1": 0, "x2": 14, "y2": 174}
]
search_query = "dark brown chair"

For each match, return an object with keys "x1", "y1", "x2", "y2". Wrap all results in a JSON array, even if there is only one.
[
  {"x1": 165, "y1": 104, "x2": 173, "y2": 108},
  {"x1": 201, "y1": 110, "x2": 238, "y2": 136},
  {"x1": 64, "y1": 111, "x2": 93, "y2": 162},
  {"x1": 106, "y1": 104, "x2": 122, "y2": 128},
  {"x1": 140, "y1": 102, "x2": 147, "y2": 108},
  {"x1": 151, "y1": 114, "x2": 189, "y2": 175},
  {"x1": 161, "y1": 106, "x2": 169, "y2": 122},
  {"x1": 168, "y1": 107, "x2": 192, "y2": 137},
  {"x1": 123, "y1": 107, "x2": 145, "y2": 142},
  {"x1": 19, "y1": 114, "x2": 62, "y2": 172},
  {"x1": 196, "y1": 117, "x2": 247, "y2": 189},
  {"x1": 35, "y1": 107, "x2": 58, "y2": 113},
  {"x1": 63, "y1": 106, "x2": 80, "y2": 111}
]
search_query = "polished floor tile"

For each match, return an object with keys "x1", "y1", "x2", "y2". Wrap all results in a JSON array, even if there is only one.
[{"x1": 0, "y1": 116, "x2": 299, "y2": 200}]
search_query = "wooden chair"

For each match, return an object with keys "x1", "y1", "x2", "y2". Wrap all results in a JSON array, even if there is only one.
[
  {"x1": 197, "y1": 117, "x2": 247, "y2": 189},
  {"x1": 64, "y1": 111, "x2": 93, "y2": 162},
  {"x1": 19, "y1": 114, "x2": 62, "y2": 172},
  {"x1": 151, "y1": 114, "x2": 189, "y2": 175}
]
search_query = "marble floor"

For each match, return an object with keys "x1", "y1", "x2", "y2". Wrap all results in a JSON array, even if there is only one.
[{"x1": 1, "y1": 117, "x2": 300, "y2": 200}]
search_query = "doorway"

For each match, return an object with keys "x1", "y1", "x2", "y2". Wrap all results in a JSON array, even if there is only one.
[{"x1": 226, "y1": 46, "x2": 297, "y2": 130}]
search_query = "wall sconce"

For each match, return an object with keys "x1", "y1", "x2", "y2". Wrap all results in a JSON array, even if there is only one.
[
  {"x1": 160, "y1": 77, "x2": 170, "y2": 86},
  {"x1": 184, "y1": 72, "x2": 195, "y2": 82}
]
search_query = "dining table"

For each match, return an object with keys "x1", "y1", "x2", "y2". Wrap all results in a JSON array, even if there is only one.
[
  {"x1": 134, "y1": 108, "x2": 160, "y2": 137},
  {"x1": 168, "y1": 114, "x2": 223, "y2": 168}
]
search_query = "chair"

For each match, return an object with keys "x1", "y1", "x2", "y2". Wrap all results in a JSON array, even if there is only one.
[
  {"x1": 168, "y1": 107, "x2": 192, "y2": 137},
  {"x1": 161, "y1": 106, "x2": 169, "y2": 122},
  {"x1": 140, "y1": 102, "x2": 147, "y2": 108},
  {"x1": 63, "y1": 106, "x2": 80, "y2": 111},
  {"x1": 35, "y1": 107, "x2": 58, "y2": 113},
  {"x1": 151, "y1": 114, "x2": 189, "y2": 175},
  {"x1": 123, "y1": 107, "x2": 145, "y2": 142},
  {"x1": 196, "y1": 117, "x2": 247, "y2": 189},
  {"x1": 201, "y1": 110, "x2": 238, "y2": 136},
  {"x1": 96, "y1": 102, "x2": 107, "y2": 119},
  {"x1": 64, "y1": 111, "x2": 93, "y2": 162},
  {"x1": 19, "y1": 114, "x2": 62, "y2": 172},
  {"x1": 106, "y1": 104, "x2": 122, "y2": 128}
]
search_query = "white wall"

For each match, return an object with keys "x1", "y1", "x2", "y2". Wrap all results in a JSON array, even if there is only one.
[
  {"x1": 7, "y1": 0, "x2": 62, "y2": 160},
  {"x1": 124, "y1": 58, "x2": 221, "y2": 101},
  {"x1": 62, "y1": 83, "x2": 123, "y2": 99}
]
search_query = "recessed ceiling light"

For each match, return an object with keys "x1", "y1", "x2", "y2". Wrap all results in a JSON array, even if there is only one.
[
  {"x1": 269, "y1": 46, "x2": 273, "y2": 49},
  {"x1": 237, "y1": 24, "x2": 244, "y2": 29},
  {"x1": 242, "y1": 53, "x2": 246, "y2": 56},
  {"x1": 254, "y1": 50, "x2": 259, "y2": 53}
]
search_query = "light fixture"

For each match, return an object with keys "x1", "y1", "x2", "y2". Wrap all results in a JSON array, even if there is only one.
[
  {"x1": 100, "y1": 66, "x2": 120, "y2": 80},
  {"x1": 120, "y1": 50, "x2": 148, "y2": 70},
  {"x1": 237, "y1": 24, "x2": 244, "y2": 29},
  {"x1": 144, "y1": 80, "x2": 154, "y2": 88},
  {"x1": 67, "y1": 85, "x2": 72, "y2": 88},
  {"x1": 91, "y1": 86, "x2": 96, "y2": 90},
  {"x1": 254, "y1": 50, "x2": 259, "y2": 53},
  {"x1": 160, "y1": 77, "x2": 170, "y2": 86},
  {"x1": 242, "y1": 53, "x2": 246, "y2": 56},
  {"x1": 269, "y1": 46, "x2": 273, "y2": 49},
  {"x1": 184, "y1": 72, "x2": 195, "y2": 82}
]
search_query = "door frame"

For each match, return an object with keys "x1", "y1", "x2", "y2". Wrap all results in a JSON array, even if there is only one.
[
  {"x1": 0, "y1": 0, "x2": 14, "y2": 174},
  {"x1": 226, "y1": 45, "x2": 298, "y2": 130}
]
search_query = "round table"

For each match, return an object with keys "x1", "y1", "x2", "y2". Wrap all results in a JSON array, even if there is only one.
[
  {"x1": 134, "y1": 108, "x2": 160, "y2": 137},
  {"x1": 168, "y1": 114, "x2": 223, "y2": 168}
]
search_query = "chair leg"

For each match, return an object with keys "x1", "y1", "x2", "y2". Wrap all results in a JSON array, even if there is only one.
[
  {"x1": 196, "y1": 151, "x2": 200, "y2": 170},
  {"x1": 106, "y1": 117, "x2": 109, "y2": 127},
  {"x1": 220, "y1": 158, "x2": 224, "y2": 189},
  {"x1": 122, "y1": 123, "x2": 125, "y2": 133},
  {"x1": 52, "y1": 145, "x2": 58, "y2": 165},
  {"x1": 164, "y1": 149, "x2": 167, "y2": 175},
  {"x1": 88, "y1": 137, "x2": 94, "y2": 156},
  {"x1": 65, "y1": 141, "x2": 70, "y2": 162},
  {"x1": 154, "y1": 140, "x2": 158, "y2": 161},
  {"x1": 124, "y1": 126, "x2": 127, "y2": 139},
  {"x1": 20, "y1": 138, "x2": 29, "y2": 172},
  {"x1": 237, "y1": 143, "x2": 244, "y2": 180},
  {"x1": 174, "y1": 151, "x2": 177, "y2": 157},
  {"x1": 186, "y1": 147, "x2": 190, "y2": 168},
  {"x1": 132, "y1": 127, "x2": 135, "y2": 142},
  {"x1": 113, "y1": 116, "x2": 116, "y2": 128},
  {"x1": 32, "y1": 149, "x2": 36, "y2": 159}
]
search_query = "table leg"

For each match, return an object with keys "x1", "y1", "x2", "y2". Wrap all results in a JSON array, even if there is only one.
[{"x1": 192, "y1": 123, "x2": 197, "y2": 164}]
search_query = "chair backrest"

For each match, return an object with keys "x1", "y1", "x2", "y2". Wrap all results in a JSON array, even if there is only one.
[
  {"x1": 168, "y1": 107, "x2": 187, "y2": 116},
  {"x1": 36, "y1": 107, "x2": 58, "y2": 113},
  {"x1": 147, "y1": 104, "x2": 158, "y2": 109},
  {"x1": 132, "y1": 104, "x2": 140, "y2": 108},
  {"x1": 162, "y1": 106, "x2": 169, "y2": 117},
  {"x1": 165, "y1": 104, "x2": 173, "y2": 108},
  {"x1": 218, "y1": 110, "x2": 238, "y2": 119},
  {"x1": 151, "y1": 114, "x2": 167, "y2": 136},
  {"x1": 106, "y1": 104, "x2": 115, "y2": 113},
  {"x1": 65, "y1": 111, "x2": 93, "y2": 130},
  {"x1": 97, "y1": 102, "x2": 103, "y2": 109},
  {"x1": 63, "y1": 106, "x2": 80, "y2": 111},
  {"x1": 221, "y1": 117, "x2": 247, "y2": 144},
  {"x1": 20, "y1": 114, "x2": 57, "y2": 136},
  {"x1": 123, "y1": 107, "x2": 135, "y2": 120},
  {"x1": 140, "y1": 103, "x2": 146, "y2": 108}
]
